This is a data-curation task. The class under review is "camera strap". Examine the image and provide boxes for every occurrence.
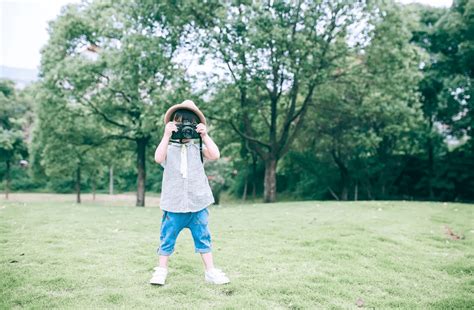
[199,137,203,163]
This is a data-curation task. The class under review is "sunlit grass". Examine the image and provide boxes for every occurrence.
[1,196,473,308]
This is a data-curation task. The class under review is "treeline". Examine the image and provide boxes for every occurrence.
[1,0,473,205]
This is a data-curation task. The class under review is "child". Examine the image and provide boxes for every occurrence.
[150,100,230,285]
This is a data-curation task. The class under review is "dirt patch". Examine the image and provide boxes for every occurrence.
[0,193,161,207]
[444,225,464,240]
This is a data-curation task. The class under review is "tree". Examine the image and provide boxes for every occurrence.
[408,0,473,199]
[195,0,370,202]
[0,80,29,199]
[40,0,191,206]
[32,84,114,203]
[432,0,474,143]
[281,1,424,200]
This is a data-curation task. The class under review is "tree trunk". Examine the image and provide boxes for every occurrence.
[214,189,221,205]
[340,175,349,201]
[5,159,10,200]
[328,186,340,200]
[264,159,277,203]
[354,181,358,201]
[109,165,114,195]
[76,166,81,204]
[136,138,147,207]
[427,137,434,200]
[252,154,257,199]
[92,177,96,201]
[331,150,349,201]
[242,171,248,201]
[366,179,373,200]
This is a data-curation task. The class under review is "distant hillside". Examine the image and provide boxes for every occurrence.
[0,65,38,88]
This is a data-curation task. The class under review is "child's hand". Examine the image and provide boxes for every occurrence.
[164,121,177,138]
[196,123,208,138]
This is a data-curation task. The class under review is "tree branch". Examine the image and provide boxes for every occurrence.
[79,96,128,129]
[97,73,133,103]
[103,134,136,141]
[207,115,270,149]
[258,106,272,129]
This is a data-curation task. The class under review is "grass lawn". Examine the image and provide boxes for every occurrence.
[1,195,473,309]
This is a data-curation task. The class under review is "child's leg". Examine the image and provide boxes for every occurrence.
[200,252,215,271]
[157,211,184,268]
[189,208,213,270]
[158,255,170,268]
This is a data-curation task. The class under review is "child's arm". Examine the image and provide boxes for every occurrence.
[196,123,220,160]
[154,122,177,164]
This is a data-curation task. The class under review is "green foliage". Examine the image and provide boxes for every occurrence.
[40,0,191,143]
[0,80,32,195]
[5,0,474,203]
[410,0,473,142]
[35,0,197,204]
[204,157,235,204]
[279,150,339,200]
[277,2,424,200]
[0,80,29,163]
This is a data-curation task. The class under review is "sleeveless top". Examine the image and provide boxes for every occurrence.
[159,140,215,212]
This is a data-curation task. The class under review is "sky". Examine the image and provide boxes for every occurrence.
[1,0,81,70]
[0,0,453,71]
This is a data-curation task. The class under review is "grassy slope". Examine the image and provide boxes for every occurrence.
[0,199,473,309]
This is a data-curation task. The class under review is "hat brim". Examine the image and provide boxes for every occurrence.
[164,102,206,125]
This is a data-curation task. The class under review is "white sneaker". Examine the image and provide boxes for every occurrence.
[150,267,168,285]
[205,268,230,284]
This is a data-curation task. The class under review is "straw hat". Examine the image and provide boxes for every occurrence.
[163,100,206,125]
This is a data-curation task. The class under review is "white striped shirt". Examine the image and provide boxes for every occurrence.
[159,140,215,212]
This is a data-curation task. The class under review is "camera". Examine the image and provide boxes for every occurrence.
[171,121,200,139]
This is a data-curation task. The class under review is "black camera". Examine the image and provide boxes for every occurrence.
[171,121,200,139]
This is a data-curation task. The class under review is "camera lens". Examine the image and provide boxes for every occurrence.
[182,126,194,139]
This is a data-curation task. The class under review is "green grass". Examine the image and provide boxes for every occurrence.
[1,197,473,309]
